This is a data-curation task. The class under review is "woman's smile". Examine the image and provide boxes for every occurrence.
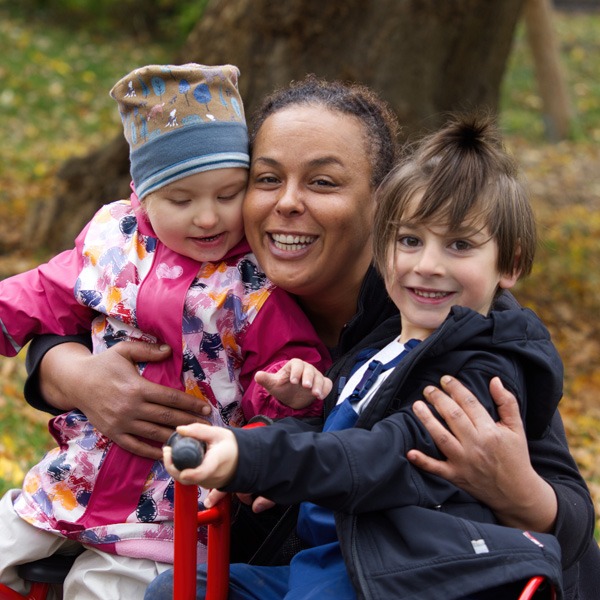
[270,233,317,253]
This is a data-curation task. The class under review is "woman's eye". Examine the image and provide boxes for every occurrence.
[312,178,336,188]
[253,174,280,185]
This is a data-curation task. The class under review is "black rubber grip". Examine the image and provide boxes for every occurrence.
[167,432,206,470]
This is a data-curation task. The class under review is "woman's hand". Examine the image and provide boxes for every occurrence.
[39,341,212,460]
[407,376,558,533]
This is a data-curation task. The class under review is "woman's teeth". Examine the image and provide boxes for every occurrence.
[272,233,315,251]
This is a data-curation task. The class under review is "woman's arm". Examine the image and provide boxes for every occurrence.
[407,376,594,568]
[25,334,93,414]
[25,335,213,460]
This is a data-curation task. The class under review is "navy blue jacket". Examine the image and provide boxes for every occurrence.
[225,294,568,599]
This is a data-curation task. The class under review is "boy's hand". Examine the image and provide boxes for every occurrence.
[205,488,229,509]
[254,359,333,409]
[163,423,239,490]
[231,492,276,513]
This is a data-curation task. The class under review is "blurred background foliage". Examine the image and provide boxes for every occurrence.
[0,0,209,40]
[0,1,599,537]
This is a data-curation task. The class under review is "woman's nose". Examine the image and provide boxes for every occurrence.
[275,183,305,216]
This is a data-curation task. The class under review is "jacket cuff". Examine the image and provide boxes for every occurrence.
[24,333,93,415]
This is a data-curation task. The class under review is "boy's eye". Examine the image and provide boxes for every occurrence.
[398,235,420,247]
[451,239,472,251]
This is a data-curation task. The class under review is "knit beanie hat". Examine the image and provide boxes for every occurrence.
[110,63,249,199]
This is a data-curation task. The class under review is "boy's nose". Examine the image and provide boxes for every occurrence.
[414,246,445,276]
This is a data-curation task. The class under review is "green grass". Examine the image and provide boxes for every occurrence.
[0,354,54,491]
[0,18,169,172]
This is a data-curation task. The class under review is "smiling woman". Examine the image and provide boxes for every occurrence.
[243,105,375,343]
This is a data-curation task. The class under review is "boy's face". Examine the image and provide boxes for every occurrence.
[384,203,518,342]
[145,168,247,263]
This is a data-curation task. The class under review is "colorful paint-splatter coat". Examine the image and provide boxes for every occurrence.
[0,192,329,562]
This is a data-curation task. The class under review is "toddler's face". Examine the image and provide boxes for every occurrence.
[145,168,247,263]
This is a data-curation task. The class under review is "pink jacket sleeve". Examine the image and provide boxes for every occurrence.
[0,224,96,356]
[239,286,331,421]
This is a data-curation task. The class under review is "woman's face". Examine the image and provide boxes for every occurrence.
[243,106,375,303]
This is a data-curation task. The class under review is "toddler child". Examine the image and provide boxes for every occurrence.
[0,63,329,598]
[150,113,564,600]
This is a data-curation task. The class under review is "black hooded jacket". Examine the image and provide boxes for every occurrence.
[225,293,568,598]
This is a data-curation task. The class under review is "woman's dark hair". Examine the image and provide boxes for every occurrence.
[249,74,400,188]
[373,112,536,279]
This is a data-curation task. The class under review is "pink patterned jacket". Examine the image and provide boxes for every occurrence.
[0,192,330,562]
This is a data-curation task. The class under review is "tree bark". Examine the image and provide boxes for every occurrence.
[33,0,525,252]
[524,0,573,140]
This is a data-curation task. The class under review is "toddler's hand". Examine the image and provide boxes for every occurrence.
[255,359,333,409]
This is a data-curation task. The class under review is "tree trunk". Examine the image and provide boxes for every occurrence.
[34,0,525,252]
[523,0,573,140]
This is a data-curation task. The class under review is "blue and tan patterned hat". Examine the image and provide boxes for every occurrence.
[110,63,249,199]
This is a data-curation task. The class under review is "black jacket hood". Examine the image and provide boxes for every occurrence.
[435,292,563,438]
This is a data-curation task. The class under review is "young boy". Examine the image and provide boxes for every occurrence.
[150,114,564,600]
[0,63,329,597]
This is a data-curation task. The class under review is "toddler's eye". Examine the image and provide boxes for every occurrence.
[218,187,245,201]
